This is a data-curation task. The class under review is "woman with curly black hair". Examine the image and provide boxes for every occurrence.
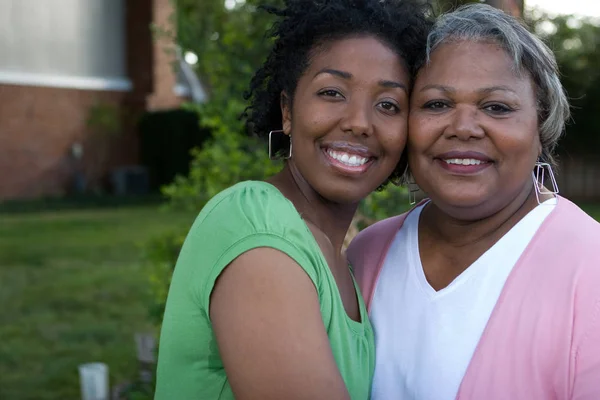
[155,1,430,398]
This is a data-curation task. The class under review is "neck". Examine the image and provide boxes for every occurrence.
[268,164,357,253]
[421,183,550,249]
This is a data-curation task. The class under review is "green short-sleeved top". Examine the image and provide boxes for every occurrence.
[155,181,375,399]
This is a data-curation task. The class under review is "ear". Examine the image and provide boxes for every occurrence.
[280,91,292,135]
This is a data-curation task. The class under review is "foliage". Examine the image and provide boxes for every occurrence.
[434,0,523,15]
[433,0,484,14]
[175,0,283,103]
[527,13,600,155]
[161,0,284,211]
[162,104,282,211]
[144,231,186,325]
[139,109,211,192]
[359,186,412,226]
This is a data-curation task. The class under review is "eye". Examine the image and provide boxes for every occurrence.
[377,101,400,114]
[483,103,513,114]
[423,100,450,110]
[318,89,344,98]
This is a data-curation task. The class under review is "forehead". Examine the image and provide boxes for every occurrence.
[306,36,408,76]
[416,40,531,90]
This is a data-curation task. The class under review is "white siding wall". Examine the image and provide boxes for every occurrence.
[0,0,130,90]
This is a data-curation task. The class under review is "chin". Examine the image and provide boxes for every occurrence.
[324,191,365,205]
[434,190,490,209]
[317,183,370,205]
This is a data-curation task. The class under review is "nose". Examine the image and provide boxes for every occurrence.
[339,97,373,137]
[445,105,484,140]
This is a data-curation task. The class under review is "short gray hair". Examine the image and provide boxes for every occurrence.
[420,3,570,168]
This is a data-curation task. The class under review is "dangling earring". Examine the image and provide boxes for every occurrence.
[390,175,402,187]
[268,130,292,160]
[531,159,559,204]
[407,177,419,206]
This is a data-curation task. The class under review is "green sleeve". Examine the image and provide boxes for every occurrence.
[172,181,323,316]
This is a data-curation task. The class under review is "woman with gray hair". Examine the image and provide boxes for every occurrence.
[348,4,600,399]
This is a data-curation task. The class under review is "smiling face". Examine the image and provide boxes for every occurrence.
[408,40,541,218]
[281,36,409,204]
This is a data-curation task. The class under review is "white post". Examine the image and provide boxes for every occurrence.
[78,362,109,400]
[135,332,156,383]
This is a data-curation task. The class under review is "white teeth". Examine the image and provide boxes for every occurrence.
[444,158,484,165]
[327,149,369,167]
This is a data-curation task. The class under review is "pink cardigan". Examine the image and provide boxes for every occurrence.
[347,196,600,399]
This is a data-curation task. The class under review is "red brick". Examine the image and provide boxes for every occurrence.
[0,0,183,199]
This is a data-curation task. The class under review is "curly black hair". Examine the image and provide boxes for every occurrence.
[243,0,433,186]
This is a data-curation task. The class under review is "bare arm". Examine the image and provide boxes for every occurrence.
[210,247,351,400]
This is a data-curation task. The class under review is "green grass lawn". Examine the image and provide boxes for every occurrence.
[0,204,196,400]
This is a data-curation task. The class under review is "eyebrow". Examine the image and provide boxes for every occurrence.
[315,68,352,80]
[419,84,517,95]
[419,84,454,93]
[314,68,407,92]
[379,80,407,92]
[477,85,518,95]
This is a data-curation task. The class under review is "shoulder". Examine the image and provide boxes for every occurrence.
[524,197,600,284]
[186,180,304,243]
[185,180,311,262]
[198,180,295,224]
[347,213,408,268]
[546,197,600,252]
[175,181,322,311]
[346,212,408,302]
[538,198,600,340]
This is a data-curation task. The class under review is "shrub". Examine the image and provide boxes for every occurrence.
[139,109,212,192]
[144,231,187,326]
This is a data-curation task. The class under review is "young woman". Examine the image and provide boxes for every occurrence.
[154,1,431,399]
[349,4,600,399]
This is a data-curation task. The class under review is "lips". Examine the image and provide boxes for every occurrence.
[436,151,493,163]
[434,151,493,174]
[326,149,370,167]
[321,142,376,175]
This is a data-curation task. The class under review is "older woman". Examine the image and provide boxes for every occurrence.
[348,4,600,400]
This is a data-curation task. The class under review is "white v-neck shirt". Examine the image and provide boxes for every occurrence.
[370,199,556,400]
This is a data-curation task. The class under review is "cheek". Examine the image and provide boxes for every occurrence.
[296,106,340,135]
[494,119,540,160]
[407,115,436,152]
[381,122,408,158]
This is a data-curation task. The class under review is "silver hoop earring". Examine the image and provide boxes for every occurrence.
[407,179,419,206]
[268,130,292,160]
[531,160,559,204]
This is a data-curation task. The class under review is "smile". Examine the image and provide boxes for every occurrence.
[443,158,487,166]
[326,149,370,167]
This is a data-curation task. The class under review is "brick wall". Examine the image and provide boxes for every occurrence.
[147,0,183,111]
[0,85,137,198]
[0,0,183,200]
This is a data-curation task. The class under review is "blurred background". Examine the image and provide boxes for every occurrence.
[0,0,598,399]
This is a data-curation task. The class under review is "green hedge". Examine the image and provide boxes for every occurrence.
[139,109,212,192]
